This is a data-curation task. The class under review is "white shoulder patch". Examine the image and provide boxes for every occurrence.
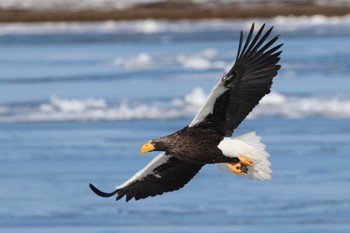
[189,80,227,127]
[116,152,170,189]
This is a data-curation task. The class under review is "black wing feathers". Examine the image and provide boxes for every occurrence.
[201,23,283,136]
[117,157,203,201]
[89,183,118,197]
[90,157,203,202]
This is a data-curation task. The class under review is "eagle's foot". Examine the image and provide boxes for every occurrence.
[227,157,253,176]
[238,156,253,167]
[227,162,246,175]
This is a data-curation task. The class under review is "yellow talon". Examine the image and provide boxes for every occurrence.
[227,163,245,175]
[227,156,253,176]
[238,156,253,166]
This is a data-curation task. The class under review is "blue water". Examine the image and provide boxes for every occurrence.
[0,18,350,232]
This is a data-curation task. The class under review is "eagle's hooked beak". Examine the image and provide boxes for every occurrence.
[140,142,155,154]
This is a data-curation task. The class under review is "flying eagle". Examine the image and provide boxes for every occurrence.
[90,23,283,202]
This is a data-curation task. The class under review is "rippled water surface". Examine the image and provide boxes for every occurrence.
[0,16,350,233]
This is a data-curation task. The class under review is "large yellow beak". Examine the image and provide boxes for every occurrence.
[140,142,155,154]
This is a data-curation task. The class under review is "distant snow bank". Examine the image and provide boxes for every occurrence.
[1,88,350,123]
[1,15,350,36]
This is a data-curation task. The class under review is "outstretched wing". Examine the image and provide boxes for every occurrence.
[89,153,203,202]
[190,23,283,136]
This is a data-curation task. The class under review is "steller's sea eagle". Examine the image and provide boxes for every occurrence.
[90,23,283,202]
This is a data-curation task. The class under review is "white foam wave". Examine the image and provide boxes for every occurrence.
[253,92,350,119]
[271,14,350,32]
[1,89,350,123]
[177,48,227,71]
[41,95,107,113]
[112,49,227,72]
[0,95,187,123]
[114,53,153,71]
[172,87,208,112]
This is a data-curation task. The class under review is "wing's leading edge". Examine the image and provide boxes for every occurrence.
[190,23,283,136]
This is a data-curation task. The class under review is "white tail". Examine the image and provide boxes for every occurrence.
[217,132,272,180]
